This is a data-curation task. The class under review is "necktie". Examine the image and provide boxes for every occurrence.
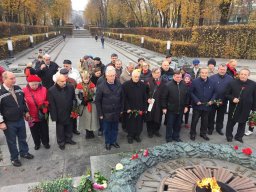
[9,88,19,106]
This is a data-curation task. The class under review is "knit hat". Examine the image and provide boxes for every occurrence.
[63,60,72,65]
[184,73,191,79]
[27,75,41,82]
[207,58,216,66]
[192,59,200,65]
[60,68,69,75]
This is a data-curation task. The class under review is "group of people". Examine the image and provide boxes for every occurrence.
[0,51,255,167]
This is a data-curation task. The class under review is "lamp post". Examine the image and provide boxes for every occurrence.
[166,40,171,55]
[7,37,14,58]
[120,33,123,41]
[141,37,144,48]
[29,34,34,48]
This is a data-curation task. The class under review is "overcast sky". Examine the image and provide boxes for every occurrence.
[72,0,88,11]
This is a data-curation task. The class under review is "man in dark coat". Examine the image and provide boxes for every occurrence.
[35,54,59,89]
[123,69,147,144]
[190,67,216,141]
[96,66,123,150]
[162,71,189,142]
[48,74,76,150]
[146,67,167,138]
[161,60,174,82]
[225,68,256,143]
[208,64,233,135]
[0,71,34,167]
[106,53,118,67]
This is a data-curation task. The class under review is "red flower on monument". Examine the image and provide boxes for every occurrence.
[143,149,149,157]
[242,148,253,156]
[63,190,68,192]
[234,145,239,150]
[131,153,139,160]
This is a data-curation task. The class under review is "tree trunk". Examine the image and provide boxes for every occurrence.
[177,3,182,28]
[219,0,232,25]
[199,0,205,26]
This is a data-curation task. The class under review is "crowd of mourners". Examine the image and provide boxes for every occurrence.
[0,50,255,167]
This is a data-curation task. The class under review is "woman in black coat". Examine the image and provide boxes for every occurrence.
[146,67,166,138]
[225,69,256,142]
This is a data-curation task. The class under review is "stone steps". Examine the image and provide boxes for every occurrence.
[73,29,91,38]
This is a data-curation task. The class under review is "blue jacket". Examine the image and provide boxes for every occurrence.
[209,74,233,103]
[190,77,216,111]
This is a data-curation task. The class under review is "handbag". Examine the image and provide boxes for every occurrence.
[29,90,46,121]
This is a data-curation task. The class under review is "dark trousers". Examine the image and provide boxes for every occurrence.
[166,112,182,142]
[4,119,29,161]
[121,113,128,130]
[146,121,160,135]
[190,109,209,136]
[184,107,191,124]
[226,118,246,139]
[126,115,143,139]
[56,121,72,146]
[72,118,78,132]
[99,118,103,132]
[103,120,118,144]
[208,104,227,132]
[30,120,49,147]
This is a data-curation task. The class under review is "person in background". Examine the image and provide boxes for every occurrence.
[136,58,145,70]
[165,54,172,65]
[120,62,135,84]
[161,60,174,82]
[226,59,238,78]
[106,53,118,67]
[189,59,201,79]
[23,75,50,150]
[101,35,105,49]
[93,57,105,74]
[95,34,98,42]
[115,59,123,79]
[24,62,36,79]
[146,67,166,138]
[48,74,76,150]
[91,67,102,86]
[0,65,6,84]
[76,71,98,139]
[123,70,147,144]
[96,66,123,150]
[183,73,192,129]
[0,71,34,167]
[207,58,217,77]
[35,54,59,89]
[140,62,152,84]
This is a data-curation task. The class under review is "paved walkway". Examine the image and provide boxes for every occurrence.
[1,34,256,191]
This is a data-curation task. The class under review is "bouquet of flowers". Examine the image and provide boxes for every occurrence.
[248,111,256,127]
[93,172,108,190]
[71,106,79,119]
[213,99,223,107]
[128,110,145,118]
[39,101,49,119]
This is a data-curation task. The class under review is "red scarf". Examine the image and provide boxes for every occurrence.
[227,64,237,77]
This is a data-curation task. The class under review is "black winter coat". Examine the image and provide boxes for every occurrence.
[95,80,123,122]
[226,79,256,123]
[146,77,167,123]
[48,84,75,124]
[35,61,59,89]
[162,80,189,114]
[123,80,147,112]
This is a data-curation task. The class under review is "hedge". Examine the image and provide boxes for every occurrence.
[91,25,256,59]
[108,32,198,57]
[0,32,57,59]
[0,22,73,38]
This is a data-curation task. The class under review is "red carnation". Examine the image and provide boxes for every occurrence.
[139,111,143,116]
[131,153,139,160]
[42,108,48,114]
[242,148,253,156]
[143,149,149,157]
[234,145,239,150]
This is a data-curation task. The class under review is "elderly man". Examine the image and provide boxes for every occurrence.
[48,74,76,150]
[225,69,256,143]
[190,67,216,141]
[96,66,123,150]
[35,54,59,89]
[0,71,34,167]
[123,69,147,144]
[161,60,174,82]
[120,61,135,84]
[208,64,233,135]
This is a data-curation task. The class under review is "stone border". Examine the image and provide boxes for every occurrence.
[107,142,256,192]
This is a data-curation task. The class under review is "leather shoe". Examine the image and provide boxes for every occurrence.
[208,130,213,135]
[216,130,224,135]
[235,137,243,143]
[134,136,141,143]
[66,140,76,145]
[200,134,210,141]
[105,144,111,150]
[44,144,50,149]
[21,153,34,159]
[173,138,183,142]
[227,137,233,142]
[190,135,196,141]
[73,130,80,135]
[11,159,22,167]
[128,138,133,144]
[34,145,40,150]
[111,143,120,148]
[59,145,65,150]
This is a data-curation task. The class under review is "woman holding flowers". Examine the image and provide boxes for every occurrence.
[76,71,98,139]
[23,75,50,150]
